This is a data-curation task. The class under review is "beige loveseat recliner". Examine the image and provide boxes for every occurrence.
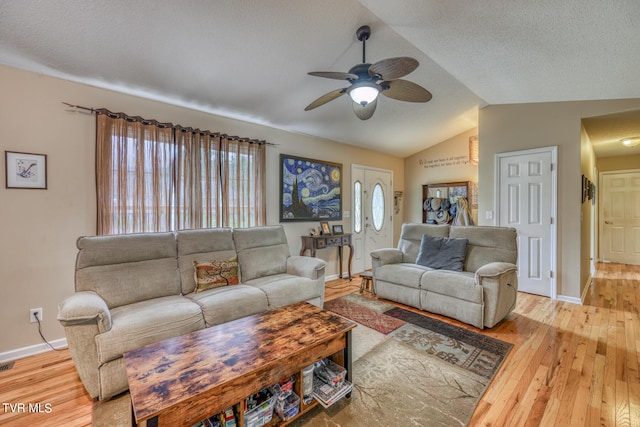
[57,225,326,400]
[371,223,518,329]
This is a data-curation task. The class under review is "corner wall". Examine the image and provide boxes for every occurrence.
[404,128,478,224]
[0,65,403,355]
[478,99,640,299]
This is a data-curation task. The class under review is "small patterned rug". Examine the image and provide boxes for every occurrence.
[323,294,512,380]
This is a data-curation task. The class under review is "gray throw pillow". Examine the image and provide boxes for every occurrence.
[416,235,469,271]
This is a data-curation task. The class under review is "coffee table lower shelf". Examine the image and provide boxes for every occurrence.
[125,302,356,427]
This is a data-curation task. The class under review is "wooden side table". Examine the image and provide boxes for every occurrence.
[359,271,374,294]
[300,233,353,280]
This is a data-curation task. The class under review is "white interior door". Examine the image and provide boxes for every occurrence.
[600,170,640,265]
[351,165,393,273]
[496,147,557,297]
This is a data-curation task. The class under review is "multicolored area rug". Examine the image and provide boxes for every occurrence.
[292,293,513,427]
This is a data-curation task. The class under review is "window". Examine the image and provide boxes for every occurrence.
[96,114,265,234]
[354,181,362,233]
[372,183,385,231]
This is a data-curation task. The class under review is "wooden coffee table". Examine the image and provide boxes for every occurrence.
[124,301,357,427]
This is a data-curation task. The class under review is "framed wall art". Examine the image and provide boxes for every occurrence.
[5,151,47,189]
[279,154,342,222]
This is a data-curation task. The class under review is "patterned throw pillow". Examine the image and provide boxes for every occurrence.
[193,257,240,293]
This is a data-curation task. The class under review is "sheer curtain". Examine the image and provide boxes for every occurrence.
[96,113,266,235]
[220,136,266,228]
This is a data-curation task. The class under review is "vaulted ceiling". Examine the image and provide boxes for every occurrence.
[1,1,639,157]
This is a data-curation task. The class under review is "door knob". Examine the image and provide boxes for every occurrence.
[604,221,613,224]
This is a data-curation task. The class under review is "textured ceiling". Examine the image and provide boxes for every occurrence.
[1,0,639,157]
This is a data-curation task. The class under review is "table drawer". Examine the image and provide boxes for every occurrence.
[327,237,342,245]
[316,238,326,248]
[341,236,351,245]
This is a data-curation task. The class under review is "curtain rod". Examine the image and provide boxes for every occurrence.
[62,102,276,146]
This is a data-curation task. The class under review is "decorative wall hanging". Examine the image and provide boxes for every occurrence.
[469,135,479,165]
[5,151,47,189]
[279,154,342,222]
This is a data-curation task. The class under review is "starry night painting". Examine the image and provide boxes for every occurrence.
[279,154,342,222]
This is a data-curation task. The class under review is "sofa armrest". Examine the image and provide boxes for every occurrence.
[57,291,112,399]
[286,255,328,280]
[370,248,403,267]
[57,291,112,333]
[474,262,518,328]
[475,262,518,280]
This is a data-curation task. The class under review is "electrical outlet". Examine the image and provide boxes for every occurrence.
[30,308,43,323]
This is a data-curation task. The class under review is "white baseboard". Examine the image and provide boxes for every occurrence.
[0,338,67,363]
[581,275,593,304]
[556,295,582,305]
[325,273,353,281]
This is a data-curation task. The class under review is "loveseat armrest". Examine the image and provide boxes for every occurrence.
[57,291,112,333]
[286,255,328,280]
[475,262,518,280]
[370,248,403,268]
[474,262,518,328]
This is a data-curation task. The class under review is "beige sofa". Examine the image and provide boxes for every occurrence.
[57,225,326,400]
[371,223,518,329]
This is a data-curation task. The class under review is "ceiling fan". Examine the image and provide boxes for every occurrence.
[305,25,432,120]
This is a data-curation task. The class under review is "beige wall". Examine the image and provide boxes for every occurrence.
[580,125,597,296]
[478,98,640,299]
[0,65,403,355]
[404,128,478,224]
[597,154,640,171]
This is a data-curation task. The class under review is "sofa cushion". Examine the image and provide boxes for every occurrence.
[75,233,181,308]
[376,263,431,289]
[95,295,204,364]
[449,226,517,272]
[415,235,468,271]
[421,270,483,304]
[193,257,239,292]
[186,284,269,327]
[176,228,238,294]
[397,223,450,263]
[245,274,322,308]
[234,226,290,282]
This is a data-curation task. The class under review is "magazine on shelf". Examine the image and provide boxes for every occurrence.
[312,379,352,408]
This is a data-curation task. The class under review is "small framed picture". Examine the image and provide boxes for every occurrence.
[320,221,331,235]
[332,224,343,234]
[5,151,47,189]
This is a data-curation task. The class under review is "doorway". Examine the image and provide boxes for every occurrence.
[599,170,640,265]
[351,164,393,273]
[496,146,558,298]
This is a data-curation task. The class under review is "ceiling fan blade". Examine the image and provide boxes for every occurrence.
[369,57,419,80]
[382,79,432,103]
[304,88,346,111]
[308,71,358,81]
[352,99,377,120]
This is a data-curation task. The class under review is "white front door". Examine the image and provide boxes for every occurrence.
[496,147,557,297]
[600,170,640,265]
[351,165,393,273]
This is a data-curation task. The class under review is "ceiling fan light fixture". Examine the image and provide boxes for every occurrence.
[621,137,640,147]
[348,82,379,106]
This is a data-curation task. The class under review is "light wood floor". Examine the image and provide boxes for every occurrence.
[0,262,638,426]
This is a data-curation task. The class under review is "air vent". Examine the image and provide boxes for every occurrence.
[0,361,15,372]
